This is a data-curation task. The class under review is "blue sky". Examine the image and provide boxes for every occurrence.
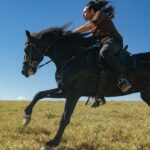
[0,0,150,101]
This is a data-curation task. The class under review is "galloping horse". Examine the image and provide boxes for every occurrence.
[22,25,150,149]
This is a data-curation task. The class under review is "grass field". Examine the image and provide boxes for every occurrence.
[0,101,150,150]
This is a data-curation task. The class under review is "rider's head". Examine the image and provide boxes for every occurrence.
[82,0,115,21]
[82,1,97,21]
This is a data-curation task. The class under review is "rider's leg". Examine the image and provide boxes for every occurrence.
[99,38,131,93]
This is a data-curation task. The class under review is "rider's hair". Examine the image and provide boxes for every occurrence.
[86,0,115,19]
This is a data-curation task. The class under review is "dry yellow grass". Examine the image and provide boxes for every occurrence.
[0,101,150,150]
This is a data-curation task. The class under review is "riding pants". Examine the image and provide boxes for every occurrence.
[99,38,124,79]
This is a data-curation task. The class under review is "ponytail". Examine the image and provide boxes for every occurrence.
[86,0,115,19]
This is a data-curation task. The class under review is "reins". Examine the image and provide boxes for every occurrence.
[38,47,91,71]
[38,60,52,68]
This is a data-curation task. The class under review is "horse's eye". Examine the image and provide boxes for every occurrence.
[24,44,32,53]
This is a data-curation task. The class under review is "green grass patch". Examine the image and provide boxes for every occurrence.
[0,101,150,150]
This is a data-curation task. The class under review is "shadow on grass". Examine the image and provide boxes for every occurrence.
[54,136,100,150]
[36,141,98,150]
[75,143,98,150]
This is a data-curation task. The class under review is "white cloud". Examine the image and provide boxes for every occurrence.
[17,96,26,101]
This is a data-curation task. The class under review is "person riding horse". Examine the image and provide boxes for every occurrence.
[73,0,132,93]
[22,6,150,148]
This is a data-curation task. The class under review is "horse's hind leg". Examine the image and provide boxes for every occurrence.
[23,88,65,126]
[140,87,150,106]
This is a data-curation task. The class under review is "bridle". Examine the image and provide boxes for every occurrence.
[24,41,53,69]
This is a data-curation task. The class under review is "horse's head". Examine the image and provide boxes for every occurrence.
[22,30,45,77]
[22,24,97,77]
[22,25,71,77]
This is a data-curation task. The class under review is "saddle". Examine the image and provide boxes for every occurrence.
[87,45,136,73]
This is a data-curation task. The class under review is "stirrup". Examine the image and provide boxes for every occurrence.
[117,78,132,93]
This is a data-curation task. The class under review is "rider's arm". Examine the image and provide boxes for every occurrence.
[91,11,105,25]
[73,22,93,33]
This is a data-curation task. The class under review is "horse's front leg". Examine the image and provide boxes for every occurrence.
[23,88,65,126]
[41,94,79,149]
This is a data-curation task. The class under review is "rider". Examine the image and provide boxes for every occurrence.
[73,0,131,93]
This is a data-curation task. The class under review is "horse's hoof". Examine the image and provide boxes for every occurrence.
[23,114,31,126]
[40,140,59,150]
[40,144,51,150]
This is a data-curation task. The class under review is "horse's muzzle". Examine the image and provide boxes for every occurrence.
[22,69,29,78]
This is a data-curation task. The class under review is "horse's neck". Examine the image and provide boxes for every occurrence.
[48,42,79,66]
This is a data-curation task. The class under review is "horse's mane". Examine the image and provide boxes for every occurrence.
[34,25,97,49]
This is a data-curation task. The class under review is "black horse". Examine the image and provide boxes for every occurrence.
[22,25,150,149]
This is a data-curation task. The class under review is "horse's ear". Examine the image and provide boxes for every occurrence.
[25,30,31,39]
